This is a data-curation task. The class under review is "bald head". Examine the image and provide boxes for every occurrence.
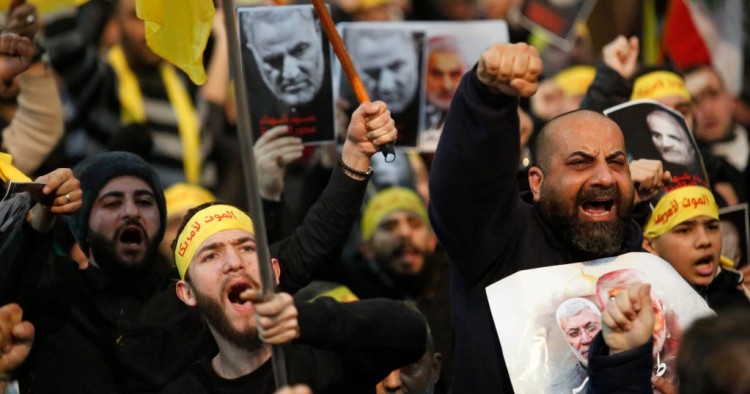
[533,110,625,172]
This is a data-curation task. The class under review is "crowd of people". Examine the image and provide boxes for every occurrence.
[1,0,750,393]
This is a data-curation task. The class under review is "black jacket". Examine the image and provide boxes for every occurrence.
[160,297,426,394]
[429,69,644,394]
[1,167,368,393]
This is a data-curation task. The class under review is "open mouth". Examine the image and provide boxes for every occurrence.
[694,255,716,276]
[580,199,614,217]
[118,226,144,245]
[227,282,253,306]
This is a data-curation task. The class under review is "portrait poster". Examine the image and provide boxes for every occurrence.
[237,5,335,145]
[338,24,427,148]
[519,0,597,50]
[405,21,509,152]
[604,100,708,195]
[719,203,750,269]
[486,252,714,394]
[337,21,508,151]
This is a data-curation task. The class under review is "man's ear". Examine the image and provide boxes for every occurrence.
[528,166,544,203]
[431,352,444,383]
[642,236,657,254]
[176,280,197,307]
[271,258,281,286]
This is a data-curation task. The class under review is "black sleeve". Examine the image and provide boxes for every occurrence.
[587,334,654,393]
[428,66,524,287]
[579,61,633,113]
[271,167,367,293]
[295,296,427,384]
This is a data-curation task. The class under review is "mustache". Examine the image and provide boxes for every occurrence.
[115,218,147,237]
[576,184,619,204]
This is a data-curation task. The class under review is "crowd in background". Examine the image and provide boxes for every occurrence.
[0,0,749,393]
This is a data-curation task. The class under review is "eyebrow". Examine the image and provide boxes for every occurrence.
[98,188,154,201]
[197,235,256,254]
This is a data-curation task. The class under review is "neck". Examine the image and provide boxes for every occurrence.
[212,338,272,379]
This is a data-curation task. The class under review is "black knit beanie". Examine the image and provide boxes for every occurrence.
[69,151,166,256]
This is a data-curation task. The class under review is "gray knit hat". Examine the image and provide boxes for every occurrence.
[69,151,166,255]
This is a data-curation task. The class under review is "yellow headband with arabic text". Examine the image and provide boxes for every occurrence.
[174,204,254,279]
[631,71,691,101]
[644,186,718,238]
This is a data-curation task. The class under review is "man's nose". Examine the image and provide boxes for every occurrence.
[282,56,301,80]
[590,161,615,187]
[379,69,397,93]
[222,248,243,273]
[121,198,140,218]
[382,370,402,391]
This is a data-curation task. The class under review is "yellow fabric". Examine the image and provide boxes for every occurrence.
[0,153,31,183]
[644,186,719,238]
[553,65,595,97]
[164,183,215,219]
[108,45,202,184]
[719,256,736,269]
[313,285,359,303]
[361,187,428,240]
[135,0,213,85]
[641,0,659,65]
[631,71,691,101]
[355,0,392,11]
[174,204,255,279]
[0,0,88,15]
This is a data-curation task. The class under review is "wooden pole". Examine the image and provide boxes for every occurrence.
[311,0,396,162]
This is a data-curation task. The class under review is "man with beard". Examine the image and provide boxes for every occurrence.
[341,187,452,393]
[429,43,667,393]
[162,202,427,393]
[2,98,398,393]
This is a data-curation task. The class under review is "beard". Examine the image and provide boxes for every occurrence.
[539,183,633,257]
[193,282,262,351]
[88,222,158,279]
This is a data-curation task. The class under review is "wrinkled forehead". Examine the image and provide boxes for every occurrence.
[547,112,626,156]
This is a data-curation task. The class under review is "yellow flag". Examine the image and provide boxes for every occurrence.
[136,0,214,85]
[0,0,89,15]
[0,153,31,183]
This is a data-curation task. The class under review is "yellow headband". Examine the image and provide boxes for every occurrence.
[361,187,428,240]
[644,186,719,238]
[554,65,595,97]
[631,71,691,101]
[164,183,216,220]
[174,204,255,279]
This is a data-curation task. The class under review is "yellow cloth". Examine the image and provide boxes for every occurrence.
[360,187,428,240]
[644,186,719,238]
[164,183,215,219]
[0,0,88,14]
[108,45,202,184]
[135,0,214,85]
[174,204,255,279]
[554,65,595,97]
[631,71,691,101]
[0,153,31,183]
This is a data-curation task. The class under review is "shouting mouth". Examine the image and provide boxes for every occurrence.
[225,280,256,313]
[580,198,615,221]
